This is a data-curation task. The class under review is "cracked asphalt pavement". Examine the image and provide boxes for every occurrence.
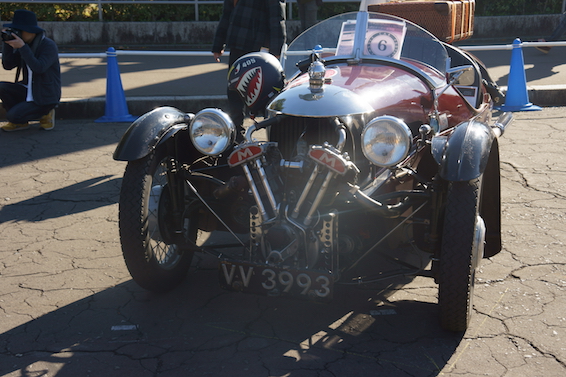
[1,108,566,376]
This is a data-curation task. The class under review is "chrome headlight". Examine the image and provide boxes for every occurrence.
[361,116,412,167]
[189,109,235,156]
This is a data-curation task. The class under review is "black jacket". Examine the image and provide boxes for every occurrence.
[212,0,286,55]
[2,34,61,106]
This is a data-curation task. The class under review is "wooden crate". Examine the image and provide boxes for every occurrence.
[368,1,475,43]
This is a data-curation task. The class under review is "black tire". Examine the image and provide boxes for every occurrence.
[438,178,484,332]
[118,148,195,292]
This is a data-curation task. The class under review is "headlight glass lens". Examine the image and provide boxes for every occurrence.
[189,109,235,156]
[362,116,412,167]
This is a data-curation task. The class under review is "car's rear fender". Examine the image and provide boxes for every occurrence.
[113,106,194,161]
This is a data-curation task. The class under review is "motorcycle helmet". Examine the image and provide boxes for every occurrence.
[228,52,285,114]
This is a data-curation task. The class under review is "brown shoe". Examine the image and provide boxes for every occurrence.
[536,39,551,54]
[1,122,29,132]
[39,109,55,130]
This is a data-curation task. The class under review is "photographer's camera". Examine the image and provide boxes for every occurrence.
[1,29,20,42]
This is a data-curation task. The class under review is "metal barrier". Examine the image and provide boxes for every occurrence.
[2,40,565,60]
[460,41,566,51]
[1,40,564,119]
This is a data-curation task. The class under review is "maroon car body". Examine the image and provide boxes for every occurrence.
[114,11,512,332]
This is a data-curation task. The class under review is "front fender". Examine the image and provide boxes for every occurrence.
[113,106,193,161]
[433,120,495,181]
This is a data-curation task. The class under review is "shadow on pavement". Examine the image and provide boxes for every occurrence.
[59,55,227,99]
[471,46,565,87]
[0,121,130,169]
[0,175,120,222]
[0,264,464,376]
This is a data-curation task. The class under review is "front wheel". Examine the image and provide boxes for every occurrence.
[118,147,196,292]
[438,178,484,332]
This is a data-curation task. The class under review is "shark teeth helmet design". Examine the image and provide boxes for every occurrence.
[228,52,285,114]
[237,66,262,107]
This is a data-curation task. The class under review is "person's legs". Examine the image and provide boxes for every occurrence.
[1,82,30,131]
[6,101,54,124]
[537,12,566,53]
[298,3,307,31]
[0,82,26,111]
[548,12,566,41]
[301,1,318,31]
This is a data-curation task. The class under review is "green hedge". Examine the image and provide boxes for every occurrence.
[476,0,563,15]
[0,0,563,22]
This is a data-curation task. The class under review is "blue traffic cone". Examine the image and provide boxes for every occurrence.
[496,38,541,112]
[95,47,137,122]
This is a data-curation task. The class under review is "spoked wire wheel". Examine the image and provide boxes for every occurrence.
[119,147,197,292]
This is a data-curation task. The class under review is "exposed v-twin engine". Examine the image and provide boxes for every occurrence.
[222,120,355,271]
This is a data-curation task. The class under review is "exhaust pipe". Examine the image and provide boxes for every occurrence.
[492,112,514,138]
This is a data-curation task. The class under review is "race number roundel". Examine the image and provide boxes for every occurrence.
[366,32,399,58]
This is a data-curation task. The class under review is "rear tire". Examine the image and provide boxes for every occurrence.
[438,178,483,332]
[118,148,195,292]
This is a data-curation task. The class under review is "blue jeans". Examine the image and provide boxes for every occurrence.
[0,81,55,123]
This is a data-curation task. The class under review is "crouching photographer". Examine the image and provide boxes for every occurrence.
[1,9,61,131]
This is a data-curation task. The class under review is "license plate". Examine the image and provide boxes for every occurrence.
[219,259,334,301]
